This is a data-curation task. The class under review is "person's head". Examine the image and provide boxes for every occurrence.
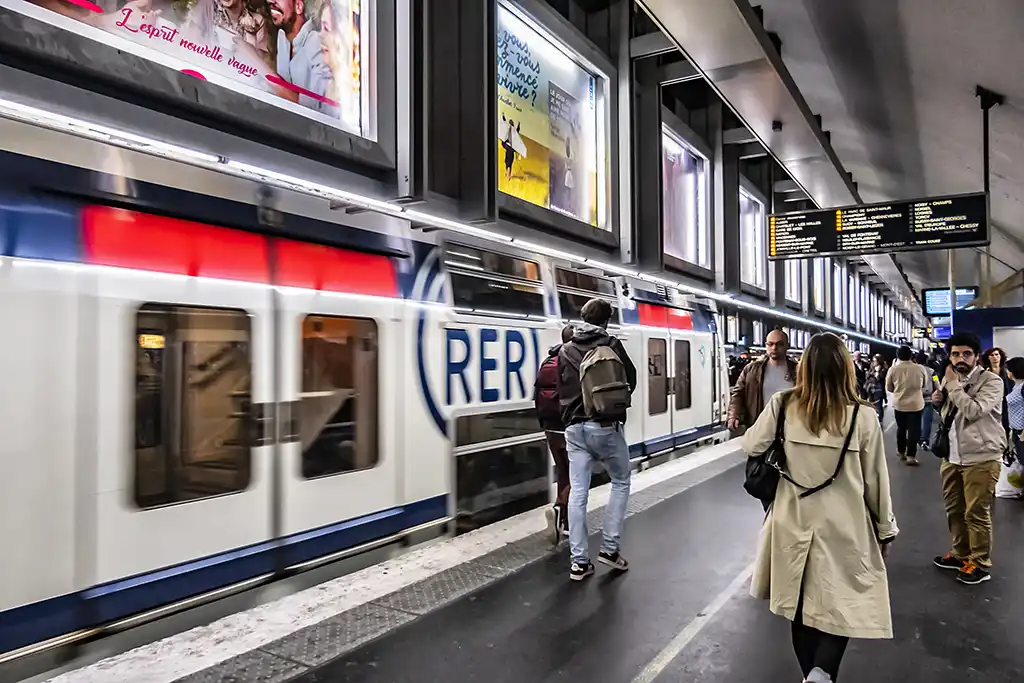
[790,333,866,435]
[560,325,575,344]
[765,328,789,362]
[872,354,884,368]
[220,0,241,10]
[897,346,913,362]
[317,0,352,71]
[1006,357,1024,382]
[945,332,982,375]
[983,347,1006,373]
[580,298,613,328]
[915,351,928,366]
[269,0,306,31]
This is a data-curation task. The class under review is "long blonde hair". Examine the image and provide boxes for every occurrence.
[788,333,870,436]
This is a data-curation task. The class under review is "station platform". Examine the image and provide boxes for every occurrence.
[43,428,1024,683]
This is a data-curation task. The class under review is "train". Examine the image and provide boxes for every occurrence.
[0,141,730,659]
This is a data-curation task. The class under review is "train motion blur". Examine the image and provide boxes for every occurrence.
[0,143,729,658]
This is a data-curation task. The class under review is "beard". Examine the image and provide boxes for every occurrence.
[955,362,971,373]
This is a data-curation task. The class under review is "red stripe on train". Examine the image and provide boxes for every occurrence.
[82,206,270,283]
[274,240,398,296]
[638,302,693,331]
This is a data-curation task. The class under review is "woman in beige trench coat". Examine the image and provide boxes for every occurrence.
[743,333,899,683]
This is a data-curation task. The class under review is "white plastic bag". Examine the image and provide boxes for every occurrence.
[996,459,1024,499]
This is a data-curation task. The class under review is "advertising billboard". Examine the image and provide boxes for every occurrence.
[8,0,371,136]
[496,3,601,228]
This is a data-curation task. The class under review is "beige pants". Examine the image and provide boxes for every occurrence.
[940,459,1000,567]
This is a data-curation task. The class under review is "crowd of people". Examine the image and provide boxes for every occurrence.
[534,312,1021,683]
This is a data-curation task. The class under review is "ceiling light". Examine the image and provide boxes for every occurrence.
[0,98,898,347]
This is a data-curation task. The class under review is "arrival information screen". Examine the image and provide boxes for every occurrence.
[768,192,988,259]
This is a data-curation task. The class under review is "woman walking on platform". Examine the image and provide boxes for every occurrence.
[743,333,899,683]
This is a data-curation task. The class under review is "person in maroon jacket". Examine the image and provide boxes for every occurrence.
[534,325,575,544]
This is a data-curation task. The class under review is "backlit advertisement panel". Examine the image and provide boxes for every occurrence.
[6,0,372,136]
[496,3,602,228]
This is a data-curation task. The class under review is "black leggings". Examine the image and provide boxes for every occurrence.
[792,592,849,681]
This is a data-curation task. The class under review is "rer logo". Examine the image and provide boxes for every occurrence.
[698,345,707,367]
[444,327,540,405]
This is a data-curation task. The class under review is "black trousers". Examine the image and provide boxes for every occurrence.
[792,593,850,681]
[894,409,923,459]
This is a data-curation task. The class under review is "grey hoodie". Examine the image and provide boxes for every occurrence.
[556,323,637,426]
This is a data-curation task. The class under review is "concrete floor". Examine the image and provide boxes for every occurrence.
[295,431,1024,683]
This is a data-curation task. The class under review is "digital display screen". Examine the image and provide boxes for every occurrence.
[922,287,979,316]
[769,192,988,260]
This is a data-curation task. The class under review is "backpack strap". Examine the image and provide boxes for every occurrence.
[798,403,861,499]
[774,394,788,441]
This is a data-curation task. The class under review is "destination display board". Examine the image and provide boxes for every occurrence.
[922,287,979,317]
[768,192,988,260]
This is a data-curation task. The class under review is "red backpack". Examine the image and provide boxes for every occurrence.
[534,354,562,427]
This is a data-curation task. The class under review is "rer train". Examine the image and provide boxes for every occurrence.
[0,168,729,659]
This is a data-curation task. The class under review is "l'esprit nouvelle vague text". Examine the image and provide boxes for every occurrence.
[115,8,259,78]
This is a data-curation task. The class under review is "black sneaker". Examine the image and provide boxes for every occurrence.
[905,456,920,467]
[933,553,965,571]
[545,506,559,546]
[957,562,991,585]
[569,561,594,581]
[598,551,629,571]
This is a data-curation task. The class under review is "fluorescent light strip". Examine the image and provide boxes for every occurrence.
[0,98,897,348]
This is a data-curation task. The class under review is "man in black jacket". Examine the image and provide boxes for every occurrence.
[557,298,637,581]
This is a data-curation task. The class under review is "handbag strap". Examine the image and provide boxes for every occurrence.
[798,403,861,499]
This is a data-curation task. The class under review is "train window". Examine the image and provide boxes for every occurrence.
[445,245,542,282]
[555,269,616,297]
[450,272,546,317]
[456,409,542,447]
[134,305,252,509]
[300,316,379,479]
[675,340,692,410]
[648,338,668,415]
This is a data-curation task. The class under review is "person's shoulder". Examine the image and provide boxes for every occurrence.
[855,401,882,437]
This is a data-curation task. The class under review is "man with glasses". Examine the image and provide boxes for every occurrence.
[728,328,798,432]
[931,332,1006,585]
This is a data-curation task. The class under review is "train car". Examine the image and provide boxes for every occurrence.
[0,145,728,659]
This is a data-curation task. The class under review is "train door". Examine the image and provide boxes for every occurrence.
[91,209,276,584]
[274,246,402,543]
[669,333,695,434]
[642,332,673,452]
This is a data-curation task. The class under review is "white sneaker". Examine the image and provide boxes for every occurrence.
[804,668,832,682]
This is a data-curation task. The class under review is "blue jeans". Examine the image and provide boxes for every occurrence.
[565,421,631,565]
[921,405,935,445]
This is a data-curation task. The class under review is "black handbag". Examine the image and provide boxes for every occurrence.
[931,405,958,460]
[744,400,861,503]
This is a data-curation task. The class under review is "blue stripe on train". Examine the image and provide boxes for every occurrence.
[628,422,726,458]
[0,495,448,655]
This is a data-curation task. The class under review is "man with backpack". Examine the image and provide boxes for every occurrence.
[534,325,576,543]
[557,298,637,580]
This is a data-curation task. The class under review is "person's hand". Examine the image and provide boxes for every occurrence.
[881,541,892,560]
[727,417,739,431]
[944,364,959,385]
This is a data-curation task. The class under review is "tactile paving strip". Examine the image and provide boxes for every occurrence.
[370,560,510,616]
[170,449,743,682]
[261,603,416,668]
[175,649,305,683]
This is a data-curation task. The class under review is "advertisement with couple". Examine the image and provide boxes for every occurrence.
[15,0,366,134]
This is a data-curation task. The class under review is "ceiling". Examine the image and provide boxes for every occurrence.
[755,0,1024,294]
